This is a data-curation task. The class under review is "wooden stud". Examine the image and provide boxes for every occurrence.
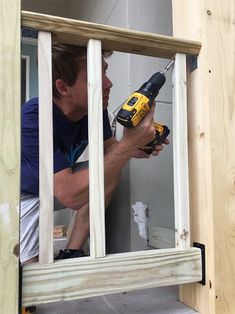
[38,31,54,264]
[172,53,190,249]
[87,39,106,258]
[0,0,21,313]
[21,10,201,59]
[22,248,201,306]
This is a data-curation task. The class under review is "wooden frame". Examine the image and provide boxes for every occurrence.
[0,7,210,312]
[1,2,234,312]
[19,11,203,307]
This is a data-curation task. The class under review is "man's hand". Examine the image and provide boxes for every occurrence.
[151,138,170,156]
[121,104,156,152]
[132,138,170,158]
[120,104,169,158]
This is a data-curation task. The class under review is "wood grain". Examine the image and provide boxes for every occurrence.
[173,1,235,313]
[22,248,202,306]
[0,0,20,313]
[87,39,106,258]
[172,53,190,249]
[38,31,54,264]
[148,226,175,249]
[21,10,201,59]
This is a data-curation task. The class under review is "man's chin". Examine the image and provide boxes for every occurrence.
[102,101,109,110]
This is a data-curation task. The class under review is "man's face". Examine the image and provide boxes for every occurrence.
[68,58,113,113]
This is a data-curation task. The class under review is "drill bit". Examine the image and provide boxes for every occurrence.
[161,58,175,74]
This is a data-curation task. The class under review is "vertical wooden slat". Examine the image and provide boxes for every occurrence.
[0,0,20,313]
[38,31,54,264]
[87,39,106,258]
[172,53,190,249]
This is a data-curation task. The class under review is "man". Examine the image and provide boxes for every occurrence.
[20,43,168,264]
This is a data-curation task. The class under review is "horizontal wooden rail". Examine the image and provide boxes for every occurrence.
[22,11,201,58]
[22,248,201,306]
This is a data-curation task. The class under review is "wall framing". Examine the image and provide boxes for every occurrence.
[20,9,203,309]
[20,22,202,304]
[4,4,230,313]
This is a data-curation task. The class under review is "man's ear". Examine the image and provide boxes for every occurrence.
[55,79,70,97]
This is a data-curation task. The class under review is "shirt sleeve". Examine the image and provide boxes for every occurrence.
[21,102,40,195]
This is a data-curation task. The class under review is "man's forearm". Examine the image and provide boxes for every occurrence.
[54,140,133,210]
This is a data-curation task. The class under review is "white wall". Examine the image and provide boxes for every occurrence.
[128,0,174,250]
[22,0,69,17]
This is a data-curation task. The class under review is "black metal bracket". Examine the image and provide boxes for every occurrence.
[193,242,206,285]
[22,27,38,39]
[187,55,198,72]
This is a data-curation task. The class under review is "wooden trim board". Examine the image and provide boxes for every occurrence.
[87,39,106,258]
[172,53,190,249]
[38,31,54,264]
[0,0,21,313]
[21,10,201,59]
[22,248,202,306]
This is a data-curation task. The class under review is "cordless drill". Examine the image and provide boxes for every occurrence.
[116,59,174,153]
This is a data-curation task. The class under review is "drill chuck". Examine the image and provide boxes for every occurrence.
[138,72,166,101]
[116,71,166,128]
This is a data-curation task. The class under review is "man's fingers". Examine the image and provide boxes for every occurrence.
[133,149,150,159]
[142,105,155,123]
[155,144,163,151]
[151,150,160,156]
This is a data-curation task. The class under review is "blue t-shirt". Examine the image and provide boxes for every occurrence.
[21,97,112,195]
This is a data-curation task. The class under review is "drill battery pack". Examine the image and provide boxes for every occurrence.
[141,123,170,154]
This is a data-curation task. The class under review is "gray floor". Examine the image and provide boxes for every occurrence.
[36,286,197,314]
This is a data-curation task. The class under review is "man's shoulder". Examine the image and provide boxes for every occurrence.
[22,97,39,114]
[22,97,39,127]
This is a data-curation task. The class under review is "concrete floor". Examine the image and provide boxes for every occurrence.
[36,286,197,314]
